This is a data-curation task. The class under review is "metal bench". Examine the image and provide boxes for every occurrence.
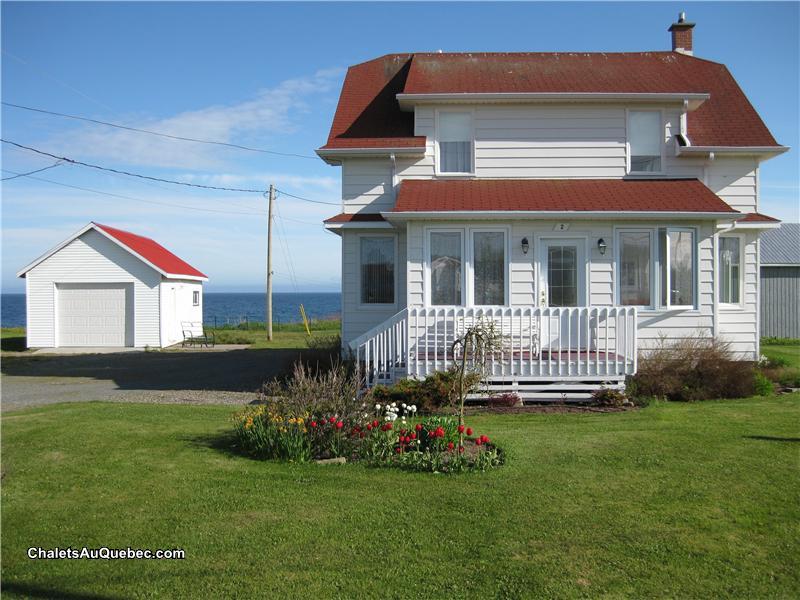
[181,321,215,348]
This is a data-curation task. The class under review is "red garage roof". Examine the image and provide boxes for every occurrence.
[391,179,739,215]
[321,52,781,151]
[94,223,207,279]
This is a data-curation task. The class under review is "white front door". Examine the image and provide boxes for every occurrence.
[539,239,587,349]
[57,283,129,347]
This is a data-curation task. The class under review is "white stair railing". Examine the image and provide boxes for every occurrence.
[349,309,408,386]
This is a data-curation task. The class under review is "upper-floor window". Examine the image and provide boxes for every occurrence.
[437,112,473,174]
[360,236,395,305]
[628,110,662,173]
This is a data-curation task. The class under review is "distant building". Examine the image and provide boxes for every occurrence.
[760,223,800,339]
[17,222,207,348]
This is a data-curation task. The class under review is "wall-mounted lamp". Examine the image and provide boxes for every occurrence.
[521,237,530,255]
[597,238,607,255]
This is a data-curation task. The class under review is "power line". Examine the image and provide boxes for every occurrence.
[2,50,117,114]
[2,101,318,160]
[2,139,267,193]
[0,168,264,216]
[275,188,339,206]
[1,161,62,181]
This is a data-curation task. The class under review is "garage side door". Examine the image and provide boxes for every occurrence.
[57,283,128,347]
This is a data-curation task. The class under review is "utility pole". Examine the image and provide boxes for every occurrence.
[266,184,275,341]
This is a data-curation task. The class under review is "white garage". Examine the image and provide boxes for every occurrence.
[18,222,208,349]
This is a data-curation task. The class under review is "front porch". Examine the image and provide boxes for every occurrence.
[350,306,638,400]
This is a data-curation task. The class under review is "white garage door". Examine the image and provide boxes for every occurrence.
[57,283,129,347]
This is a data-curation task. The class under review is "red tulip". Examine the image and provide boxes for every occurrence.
[415,424,423,432]
[400,429,406,435]
[329,416,336,424]
[457,425,465,434]
[447,442,455,451]
[466,427,473,436]
[475,438,482,446]
[366,423,373,431]
[336,421,343,430]
[410,432,417,440]
[373,420,379,428]
[480,435,489,444]
[359,432,365,438]
[458,446,465,453]
[310,421,318,428]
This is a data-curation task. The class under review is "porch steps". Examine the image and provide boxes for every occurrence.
[470,379,625,403]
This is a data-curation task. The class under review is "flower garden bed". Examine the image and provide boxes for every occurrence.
[233,401,504,474]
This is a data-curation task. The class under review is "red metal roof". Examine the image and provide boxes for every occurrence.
[737,212,780,223]
[392,179,739,214]
[321,52,779,151]
[94,223,207,278]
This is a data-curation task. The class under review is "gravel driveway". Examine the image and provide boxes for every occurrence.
[1,347,301,412]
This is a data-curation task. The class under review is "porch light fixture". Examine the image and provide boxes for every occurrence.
[521,237,530,254]
[598,238,607,255]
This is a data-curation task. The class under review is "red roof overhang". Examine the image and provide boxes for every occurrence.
[389,178,739,217]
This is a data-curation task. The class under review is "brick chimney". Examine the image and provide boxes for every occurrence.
[669,12,695,55]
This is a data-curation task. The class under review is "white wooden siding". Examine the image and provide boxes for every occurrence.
[160,279,203,347]
[705,157,758,213]
[341,229,407,347]
[25,229,161,347]
[718,232,759,358]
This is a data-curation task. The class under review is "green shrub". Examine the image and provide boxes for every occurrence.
[591,387,627,407]
[371,369,480,413]
[628,336,755,402]
[754,371,775,396]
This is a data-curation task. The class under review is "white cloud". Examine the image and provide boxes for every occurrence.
[42,67,344,170]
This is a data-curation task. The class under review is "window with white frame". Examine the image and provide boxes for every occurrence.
[193,290,200,306]
[360,236,395,304]
[429,231,463,305]
[472,231,506,305]
[628,111,662,173]
[664,228,695,307]
[437,112,473,174]
[619,231,652,306]
[719,236,741,305]
[616,227,696,309]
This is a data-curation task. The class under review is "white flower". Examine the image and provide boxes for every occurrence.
[402,403,407,409]
[375,404,381,410]
[391,402,397,408]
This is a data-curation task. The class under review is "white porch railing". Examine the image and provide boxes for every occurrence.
[350,306,638,387]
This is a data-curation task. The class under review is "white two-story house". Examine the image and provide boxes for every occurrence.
[317,14,787,397]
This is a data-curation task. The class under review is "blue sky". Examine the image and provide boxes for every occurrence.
[2,1,798,293]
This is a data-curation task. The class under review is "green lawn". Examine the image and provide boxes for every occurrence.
[1,327,27,352]
[2,396,798,598]
[762,342,800,367]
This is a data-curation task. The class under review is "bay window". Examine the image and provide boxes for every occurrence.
[430,231,463,305]
[719,236,741,305]
[437,112,473,174]
[360,236,394,304]
[628,110,662,173]
[616,227,696,309]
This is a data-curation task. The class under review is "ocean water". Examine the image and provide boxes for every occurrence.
[0,292,341,328]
